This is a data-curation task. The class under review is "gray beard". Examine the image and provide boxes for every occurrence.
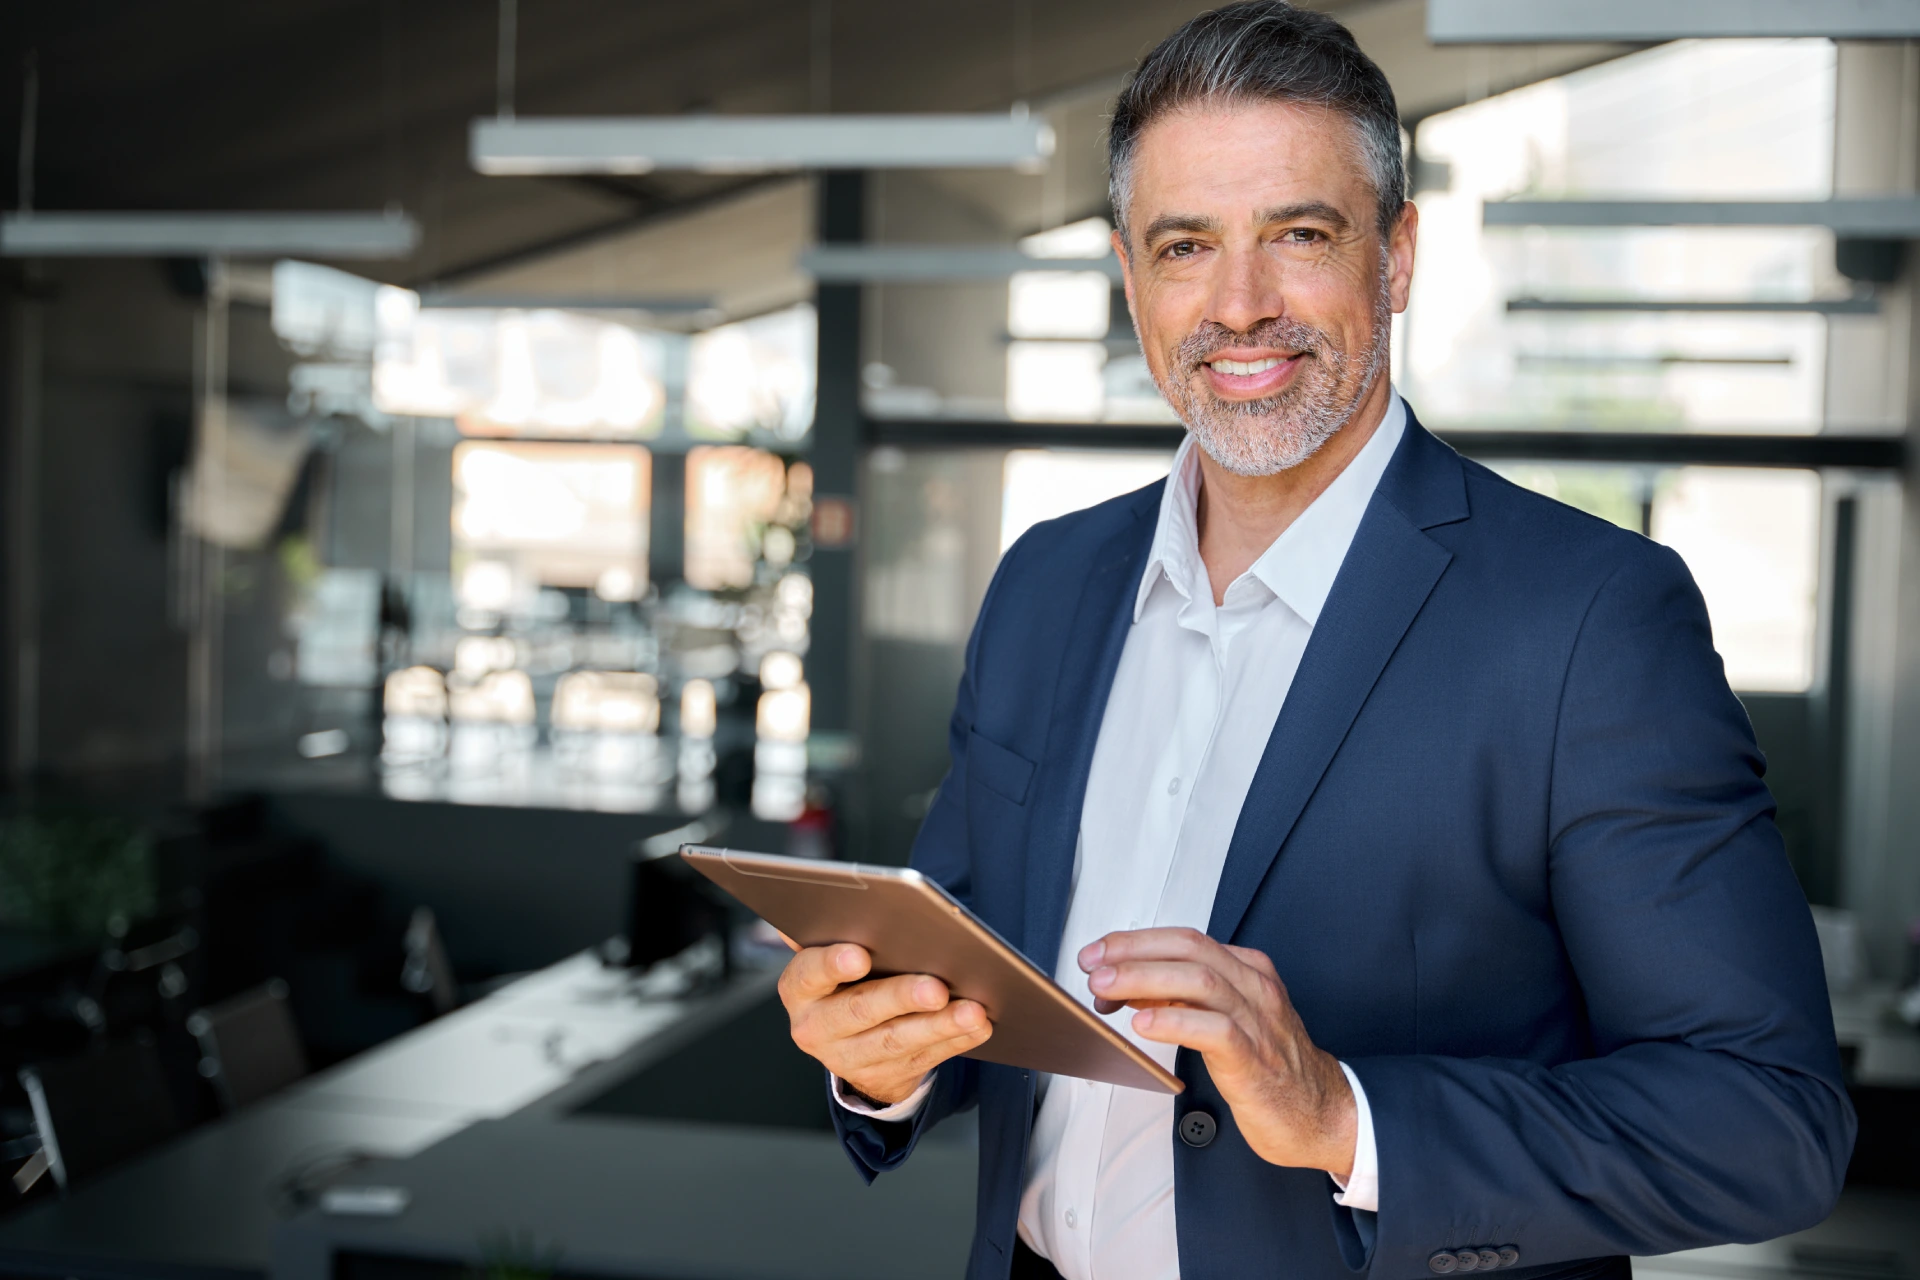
[1158,276,1393,478]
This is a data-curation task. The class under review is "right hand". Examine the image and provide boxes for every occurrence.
[778,942,993,1106]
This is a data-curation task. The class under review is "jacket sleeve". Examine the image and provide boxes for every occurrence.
[1339,539,1855,1275]
[832,535,1029,1181]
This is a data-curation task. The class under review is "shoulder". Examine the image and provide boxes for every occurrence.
[962,478,1161,650]
[1443,451,1693,603]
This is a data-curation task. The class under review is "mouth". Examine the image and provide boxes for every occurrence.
[1199,350,1305,399]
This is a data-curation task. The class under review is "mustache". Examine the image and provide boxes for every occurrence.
[1174,318,1334,372]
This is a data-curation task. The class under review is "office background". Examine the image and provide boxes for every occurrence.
[0,2,1916,1278]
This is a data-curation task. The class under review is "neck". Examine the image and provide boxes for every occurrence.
[1194,375,1393,605]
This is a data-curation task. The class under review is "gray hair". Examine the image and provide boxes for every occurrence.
[1108,1,1406,247]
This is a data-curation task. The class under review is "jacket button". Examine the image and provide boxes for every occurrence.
[1498,1247,1521,1269]
[1454,1250,1483,1271]
[1478,1250,1502,1270]
[1177,1110,1216,1147]
[1428,1252,1459,1274]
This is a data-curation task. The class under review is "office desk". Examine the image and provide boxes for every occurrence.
[0,948,728,1280]
[274,1115,976,1280]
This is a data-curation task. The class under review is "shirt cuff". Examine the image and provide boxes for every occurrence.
[1330,1061,1379,1212]
[831,1071,934,1122]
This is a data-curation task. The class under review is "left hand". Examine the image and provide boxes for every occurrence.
[1081,927,1357,1177]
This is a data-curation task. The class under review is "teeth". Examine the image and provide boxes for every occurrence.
[1210,356,1286,375]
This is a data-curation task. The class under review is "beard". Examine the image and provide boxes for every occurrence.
[1156,269,1393,477]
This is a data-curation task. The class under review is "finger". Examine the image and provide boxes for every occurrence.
[1225,943,1280,980]
[810,972,952,1041]
[1086,958,1249,1017]
[897,1019,994,1077]
[777,943,871,1006]
[1130,1004,1245,1057]
[1094,995,1181,1015]
[1078,926,1222,972]
[838,999,991,1074]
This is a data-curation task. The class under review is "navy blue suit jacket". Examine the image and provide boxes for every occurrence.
[832,415,1854,1280]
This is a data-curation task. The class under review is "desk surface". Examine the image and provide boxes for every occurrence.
[5,948,1916,1280]
[275,1115,977,1280]
[0,949,730,1280]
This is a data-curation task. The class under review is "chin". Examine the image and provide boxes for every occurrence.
[1187,414,1336,477]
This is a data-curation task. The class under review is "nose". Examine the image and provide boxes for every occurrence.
[1205,241,1287,337]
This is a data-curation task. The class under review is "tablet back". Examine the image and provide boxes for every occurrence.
[680,847,1181,1095]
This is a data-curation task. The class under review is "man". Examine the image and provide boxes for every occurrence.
[778,5,1855,1279]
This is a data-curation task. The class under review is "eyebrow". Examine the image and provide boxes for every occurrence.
[1138,200,1353,249]
[1140,212,1223,245]
[1258,200,1351,231]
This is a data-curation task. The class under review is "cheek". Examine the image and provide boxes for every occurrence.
[1287,268,1380,347]
[1135,281,1205,363]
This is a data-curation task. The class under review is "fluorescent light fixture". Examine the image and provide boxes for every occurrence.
[417,291,717,313]
[1506,296,1880,316]
[0,211,419,259]
[1429,0,1920,41]
[1483,197,1920,236]
[471,113,1055,175]
[799,244,1121,283]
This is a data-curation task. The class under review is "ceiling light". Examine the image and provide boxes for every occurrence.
[0,211,420,259]
[471,113,1054,175]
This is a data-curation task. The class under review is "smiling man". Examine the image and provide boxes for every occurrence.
[777,5,1854,1280]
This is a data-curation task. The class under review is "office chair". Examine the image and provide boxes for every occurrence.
[88,895,204,1039]
[16,1034,181,1193]
[400,907,459,1015]
[186,979,308,1112]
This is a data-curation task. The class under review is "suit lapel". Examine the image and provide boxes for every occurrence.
[1021,506,1156,961]
[1206,421,1469,943]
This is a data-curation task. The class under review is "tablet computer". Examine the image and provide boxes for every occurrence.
[680,846,1182,1095]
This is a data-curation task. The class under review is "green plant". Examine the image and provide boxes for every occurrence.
[473,1229,563,1280]
[0,813,156,939]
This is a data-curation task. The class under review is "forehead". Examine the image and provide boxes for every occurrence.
[1125,98,1372,220]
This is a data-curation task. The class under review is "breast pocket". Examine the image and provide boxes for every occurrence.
[968,728,1036,806]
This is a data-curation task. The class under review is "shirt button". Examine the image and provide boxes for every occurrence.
[1167,776,1181,796]
[1065,1208,1078,1229]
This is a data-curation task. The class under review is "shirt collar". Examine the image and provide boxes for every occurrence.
[1135,389,1407,626]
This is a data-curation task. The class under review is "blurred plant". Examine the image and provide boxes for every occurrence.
[473,1229,563,1280]
[278,533,323,593]
[0,813,156,939]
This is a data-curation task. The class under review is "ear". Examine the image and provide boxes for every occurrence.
[1387,201,1419,314]
[1112,227,1141,329]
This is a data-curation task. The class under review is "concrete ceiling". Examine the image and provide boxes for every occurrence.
[0,0,1635,301]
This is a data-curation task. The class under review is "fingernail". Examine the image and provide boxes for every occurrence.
[1088,965,1114,992]
[915,979,943,1008]
[1078,940,1105,970]
[1135,1008,1155,1032]
[836,948,860,976]
[956,1003,982,1029]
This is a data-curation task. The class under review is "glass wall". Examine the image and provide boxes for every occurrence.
[1406,39,1841,434]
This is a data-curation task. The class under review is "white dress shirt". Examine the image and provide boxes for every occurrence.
[839,393,1405,1278]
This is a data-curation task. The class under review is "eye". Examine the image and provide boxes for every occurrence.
[1160,239,1200,259]
[1282,227,1324,244]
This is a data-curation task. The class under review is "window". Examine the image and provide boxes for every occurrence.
[451,441,651,609]
[1406,39,1839,433]
[1001,450,1174,553]
[1006,218,1118,422]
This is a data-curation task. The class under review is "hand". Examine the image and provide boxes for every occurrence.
[778,942,993,1106]
[1080,927,1356,1177]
